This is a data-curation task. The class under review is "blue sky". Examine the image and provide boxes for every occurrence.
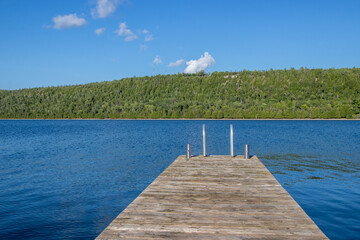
[0,0,359,90]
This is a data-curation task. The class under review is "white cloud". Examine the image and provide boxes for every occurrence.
[139,44,148,51]
[115,22,137,41]
[184,52,215,74]
[153,56,162,64]
[137,29,154,42]
[137,29,149,35]
[144,34,154,42]
[92,0,120,18]
[168,59,185,67]
[52,14,87,30]
[95,27,105,35]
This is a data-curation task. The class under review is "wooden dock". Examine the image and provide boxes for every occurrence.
[96,155,328,239]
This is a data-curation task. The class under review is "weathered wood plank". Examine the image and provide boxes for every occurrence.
[96,155,328,239]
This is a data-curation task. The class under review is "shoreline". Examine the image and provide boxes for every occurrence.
[0,118,359,121]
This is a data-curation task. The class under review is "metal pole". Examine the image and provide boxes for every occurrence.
[203,124,206,157]
[230,124,234,157]
[245,144,249,159]
[186,144,191,159]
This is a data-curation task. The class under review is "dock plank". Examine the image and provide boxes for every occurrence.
[96,155,327,239]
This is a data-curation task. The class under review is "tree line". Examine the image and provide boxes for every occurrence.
[0,68,359,119]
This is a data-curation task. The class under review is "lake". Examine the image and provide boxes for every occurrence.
[0,120,359,239]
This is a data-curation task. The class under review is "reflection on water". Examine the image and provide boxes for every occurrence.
[0,120,359,239]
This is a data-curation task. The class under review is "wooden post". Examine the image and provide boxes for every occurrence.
[245,144,249,159]
[186,144,191,159]
[203,124,206,157]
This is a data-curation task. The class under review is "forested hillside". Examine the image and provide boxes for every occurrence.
[1,68,360,119]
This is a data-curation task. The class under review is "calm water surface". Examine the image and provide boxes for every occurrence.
[0,120,359,239]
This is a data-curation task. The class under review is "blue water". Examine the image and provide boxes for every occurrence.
[0,120,359,239]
